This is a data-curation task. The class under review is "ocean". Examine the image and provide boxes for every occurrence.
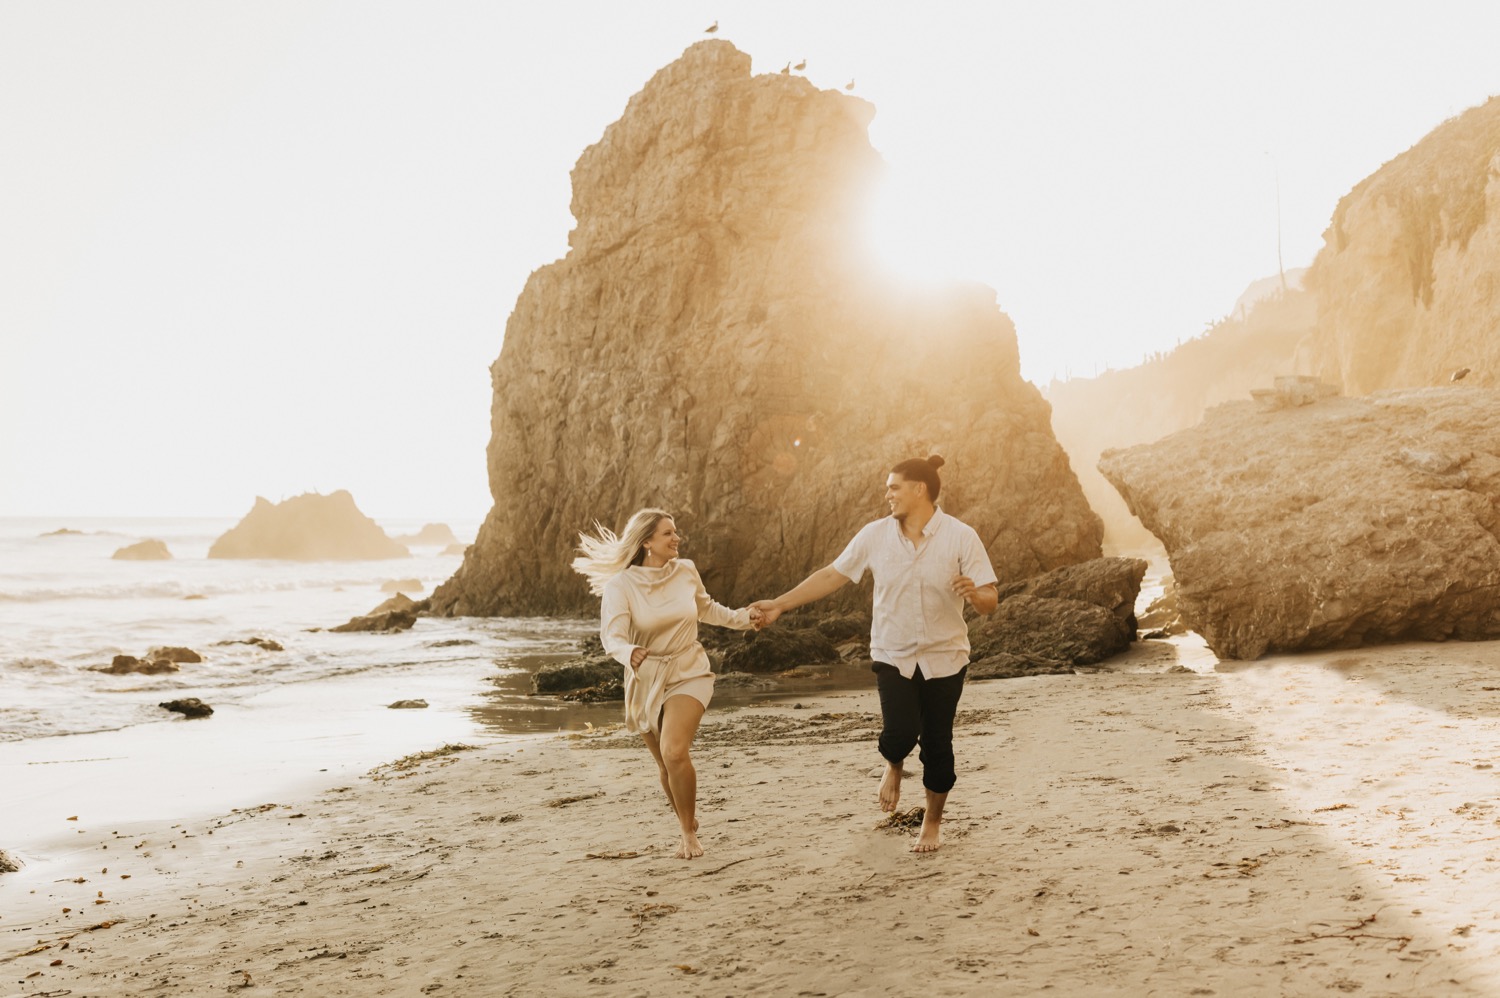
[0,516,601,743]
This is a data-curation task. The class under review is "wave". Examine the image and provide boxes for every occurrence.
[0,575,429,604]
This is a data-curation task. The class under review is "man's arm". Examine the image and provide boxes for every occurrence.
[750,565,850,626]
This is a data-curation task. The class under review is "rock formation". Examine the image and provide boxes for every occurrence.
[209,491,408,561]
[1099,386,1500,659]
[431,41,1100,617]
[966,557,1147,678]
[1304,96,1500,393]
[331,593,423,633]
[112,539,172,560]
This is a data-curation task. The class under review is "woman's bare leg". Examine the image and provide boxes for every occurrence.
[641,729,697,832]
[658,694,706,858]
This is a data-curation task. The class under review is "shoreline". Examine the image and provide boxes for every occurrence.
[6,638,1500,994]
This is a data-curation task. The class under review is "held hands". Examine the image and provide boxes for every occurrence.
[748,600,782,630]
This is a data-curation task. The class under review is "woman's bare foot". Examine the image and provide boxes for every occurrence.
[675,831,704,859]
[878,762,902,812]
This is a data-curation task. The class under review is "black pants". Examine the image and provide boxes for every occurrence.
[872,662,966,795]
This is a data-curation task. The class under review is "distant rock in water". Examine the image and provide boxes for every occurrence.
[380,578,424,594]
[1100,386,1500,659]
[0,848,18,874]
[147,646,203,663]
[111,538,173,560]
[41,527,84,537]
[431,40,1100,617]
[92,654,179,675]
[331,593,425,633]
[209,491,408,561]
[395,523,460,546]
[160,698,213,718]
[387,699,428,709]
[1305,96,1500,393]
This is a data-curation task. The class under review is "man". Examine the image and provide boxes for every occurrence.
[752,454,998,852]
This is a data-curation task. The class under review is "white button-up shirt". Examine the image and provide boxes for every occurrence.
[832,508,998,679]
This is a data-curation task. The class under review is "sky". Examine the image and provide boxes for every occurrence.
[3,1,1499,519]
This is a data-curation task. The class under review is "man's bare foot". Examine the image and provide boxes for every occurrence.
[911,818,942,853]
[675,832,704,859]
[878,762,902,812]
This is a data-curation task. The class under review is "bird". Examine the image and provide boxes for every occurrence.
[793,59,806,71]
[844,79,855,91]
[704,20,718,33]
[1451,367,1471,382]
[779,62,790,75]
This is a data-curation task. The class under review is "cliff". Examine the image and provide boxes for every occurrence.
[1305,95,1500,393]
[1047,285,1316,551]
[430,41,1101,616]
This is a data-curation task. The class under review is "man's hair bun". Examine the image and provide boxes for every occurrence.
[927,454,946,470]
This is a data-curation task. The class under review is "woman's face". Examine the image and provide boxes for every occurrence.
[642,517,682,562]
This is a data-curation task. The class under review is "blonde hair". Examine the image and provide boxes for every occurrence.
[570,508,673,596]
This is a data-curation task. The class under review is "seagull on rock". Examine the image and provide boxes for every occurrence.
[845,79,855,90]
[1451,367,1471,382]
[794,59,806,71]
[780,62,790,74]
[705,21,718,33]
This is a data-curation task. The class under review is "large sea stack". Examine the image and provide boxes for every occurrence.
[1305,96,1500,393]
[209,491,408,561]
[431,42,1101,616]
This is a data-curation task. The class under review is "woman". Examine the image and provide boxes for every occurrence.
[571,508,759,859]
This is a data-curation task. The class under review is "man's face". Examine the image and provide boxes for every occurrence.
[885,474,926,521]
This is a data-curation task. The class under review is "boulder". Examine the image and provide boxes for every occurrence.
[331,593,426,633]
[147,646,203,664]
[160,698,213,718]
[92,654,178,675]
[112,539,172,560]
[560,679,625,702]
[429,40,1100,618]
[1099,386,1500,659]
[380,578,424,593]
[969,595,1132,666]
[718,627,841,674]
[969,653,1076,681]
[533,656,620,694]
[387,699,429,709]
[994,557,1147,639]
[0,848,18,874]
[1137,584,1188,637]
[208,491,409,561]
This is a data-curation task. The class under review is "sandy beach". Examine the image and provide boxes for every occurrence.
[6,637,1500,997]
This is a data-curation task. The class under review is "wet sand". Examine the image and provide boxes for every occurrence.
[5,638,1500,996]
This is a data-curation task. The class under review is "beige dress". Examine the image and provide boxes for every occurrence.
[600,559,752,735]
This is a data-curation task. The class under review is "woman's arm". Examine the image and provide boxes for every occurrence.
[688,562,754,630]
[749,565,851,627]
[600,583,645,669]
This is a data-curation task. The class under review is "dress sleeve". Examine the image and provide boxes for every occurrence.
[600,579,639,668]
[686,561,753,630]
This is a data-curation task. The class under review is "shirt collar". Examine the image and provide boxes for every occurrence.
[887,506,947,537]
